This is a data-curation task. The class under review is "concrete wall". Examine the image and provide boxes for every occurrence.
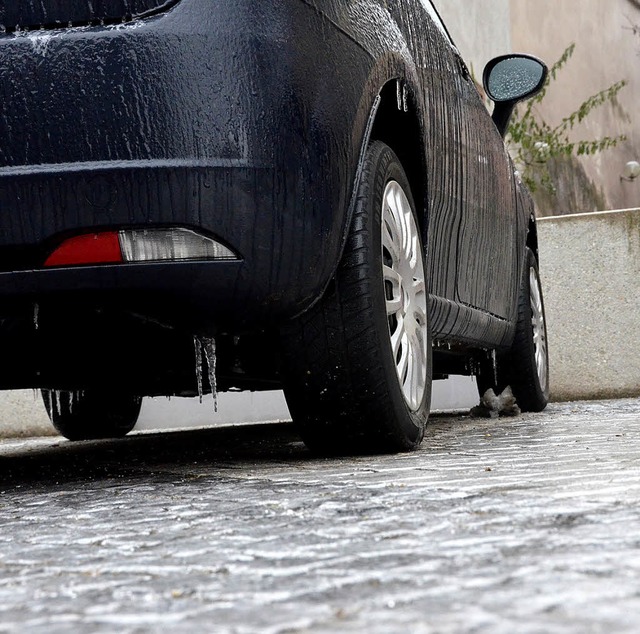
[538,208,640,400]
[510,0,640,212]
[436,0,640,212]
[433,0,511,78]
[439,0,640,213]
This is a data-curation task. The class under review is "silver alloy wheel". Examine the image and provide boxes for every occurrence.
[529,267,548,391]
[381,180,428,411]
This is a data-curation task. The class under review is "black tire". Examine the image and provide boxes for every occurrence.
[281,141,432,454]
[477,247,549,411]
[42,389,142,440]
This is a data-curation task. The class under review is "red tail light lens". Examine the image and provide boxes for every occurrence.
[44,232,123,267]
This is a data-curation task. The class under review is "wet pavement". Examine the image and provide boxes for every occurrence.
[1,399,640,633]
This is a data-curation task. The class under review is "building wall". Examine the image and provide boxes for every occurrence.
[538,209,640,400]
[432,0,511,79]
[436,0,639,214]
[510,0,640,212]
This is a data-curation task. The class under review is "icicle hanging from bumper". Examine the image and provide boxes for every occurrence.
[193,335,218,412]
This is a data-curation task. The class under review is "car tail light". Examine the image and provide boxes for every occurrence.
[119,228,236,262]
[44,228,237,267]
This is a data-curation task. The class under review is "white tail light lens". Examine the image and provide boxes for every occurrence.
[119,228,237,262]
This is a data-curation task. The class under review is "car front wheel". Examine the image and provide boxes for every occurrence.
[281,141,432,454]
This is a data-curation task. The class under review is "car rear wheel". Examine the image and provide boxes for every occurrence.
[281,141,432,454]
[477,247,549,411]
[42,389,142,440]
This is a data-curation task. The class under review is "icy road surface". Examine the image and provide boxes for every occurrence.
[1,399,640,633]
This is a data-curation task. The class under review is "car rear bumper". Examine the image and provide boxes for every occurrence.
[0,260,243,327]
[0,159,299,329]
[0,0,371,328]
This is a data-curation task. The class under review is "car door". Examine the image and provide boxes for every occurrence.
[407,0,519,320]
[450,57,518,319]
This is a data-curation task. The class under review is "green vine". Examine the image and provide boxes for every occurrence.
[507,43,627,193]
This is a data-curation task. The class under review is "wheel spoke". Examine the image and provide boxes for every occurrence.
[383,264,402,290]
[407,329,425,403]
[386,297,403,316]
[412,276,426,298]
[390,315,405,359]
[397,332,410,383]
[382,218,401,262]
[383,265,403,315]
[413,302,427,332]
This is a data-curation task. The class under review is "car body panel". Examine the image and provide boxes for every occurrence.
[0,0,537,391]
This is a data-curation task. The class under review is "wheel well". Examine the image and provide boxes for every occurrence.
[370,81,426,230]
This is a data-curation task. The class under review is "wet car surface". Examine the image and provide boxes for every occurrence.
[0,0,549,451]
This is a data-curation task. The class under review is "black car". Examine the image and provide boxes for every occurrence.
[0,0,549,452]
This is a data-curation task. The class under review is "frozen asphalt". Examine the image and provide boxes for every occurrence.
[0,398,639,633]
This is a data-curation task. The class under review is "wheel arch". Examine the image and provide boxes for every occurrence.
[369,79,428,238]
[526,213,539,261]
[293,64,428,321]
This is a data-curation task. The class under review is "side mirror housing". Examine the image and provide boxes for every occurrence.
[483,54,548,137]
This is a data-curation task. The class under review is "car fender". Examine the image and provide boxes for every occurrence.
[292,52,426,318]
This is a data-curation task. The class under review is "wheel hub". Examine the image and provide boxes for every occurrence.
[381,180,428,411]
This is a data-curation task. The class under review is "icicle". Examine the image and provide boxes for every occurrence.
[491,349,498,385]
[396,79,403,111]
[194,336,204,403]
[33,303,39,330]
[54,390,62,415]
[202,337,218,413]
[402,83,409,112]
[45,389,53,415]
[69,391,75,414]
[194,335,218,412]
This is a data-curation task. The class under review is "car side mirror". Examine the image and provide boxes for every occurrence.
[483,54,548,137]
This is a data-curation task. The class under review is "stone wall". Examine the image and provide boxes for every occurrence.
[440,0,640,214]
[510,0,640,213]
[538,208,640,400]
[432,0,511,78]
